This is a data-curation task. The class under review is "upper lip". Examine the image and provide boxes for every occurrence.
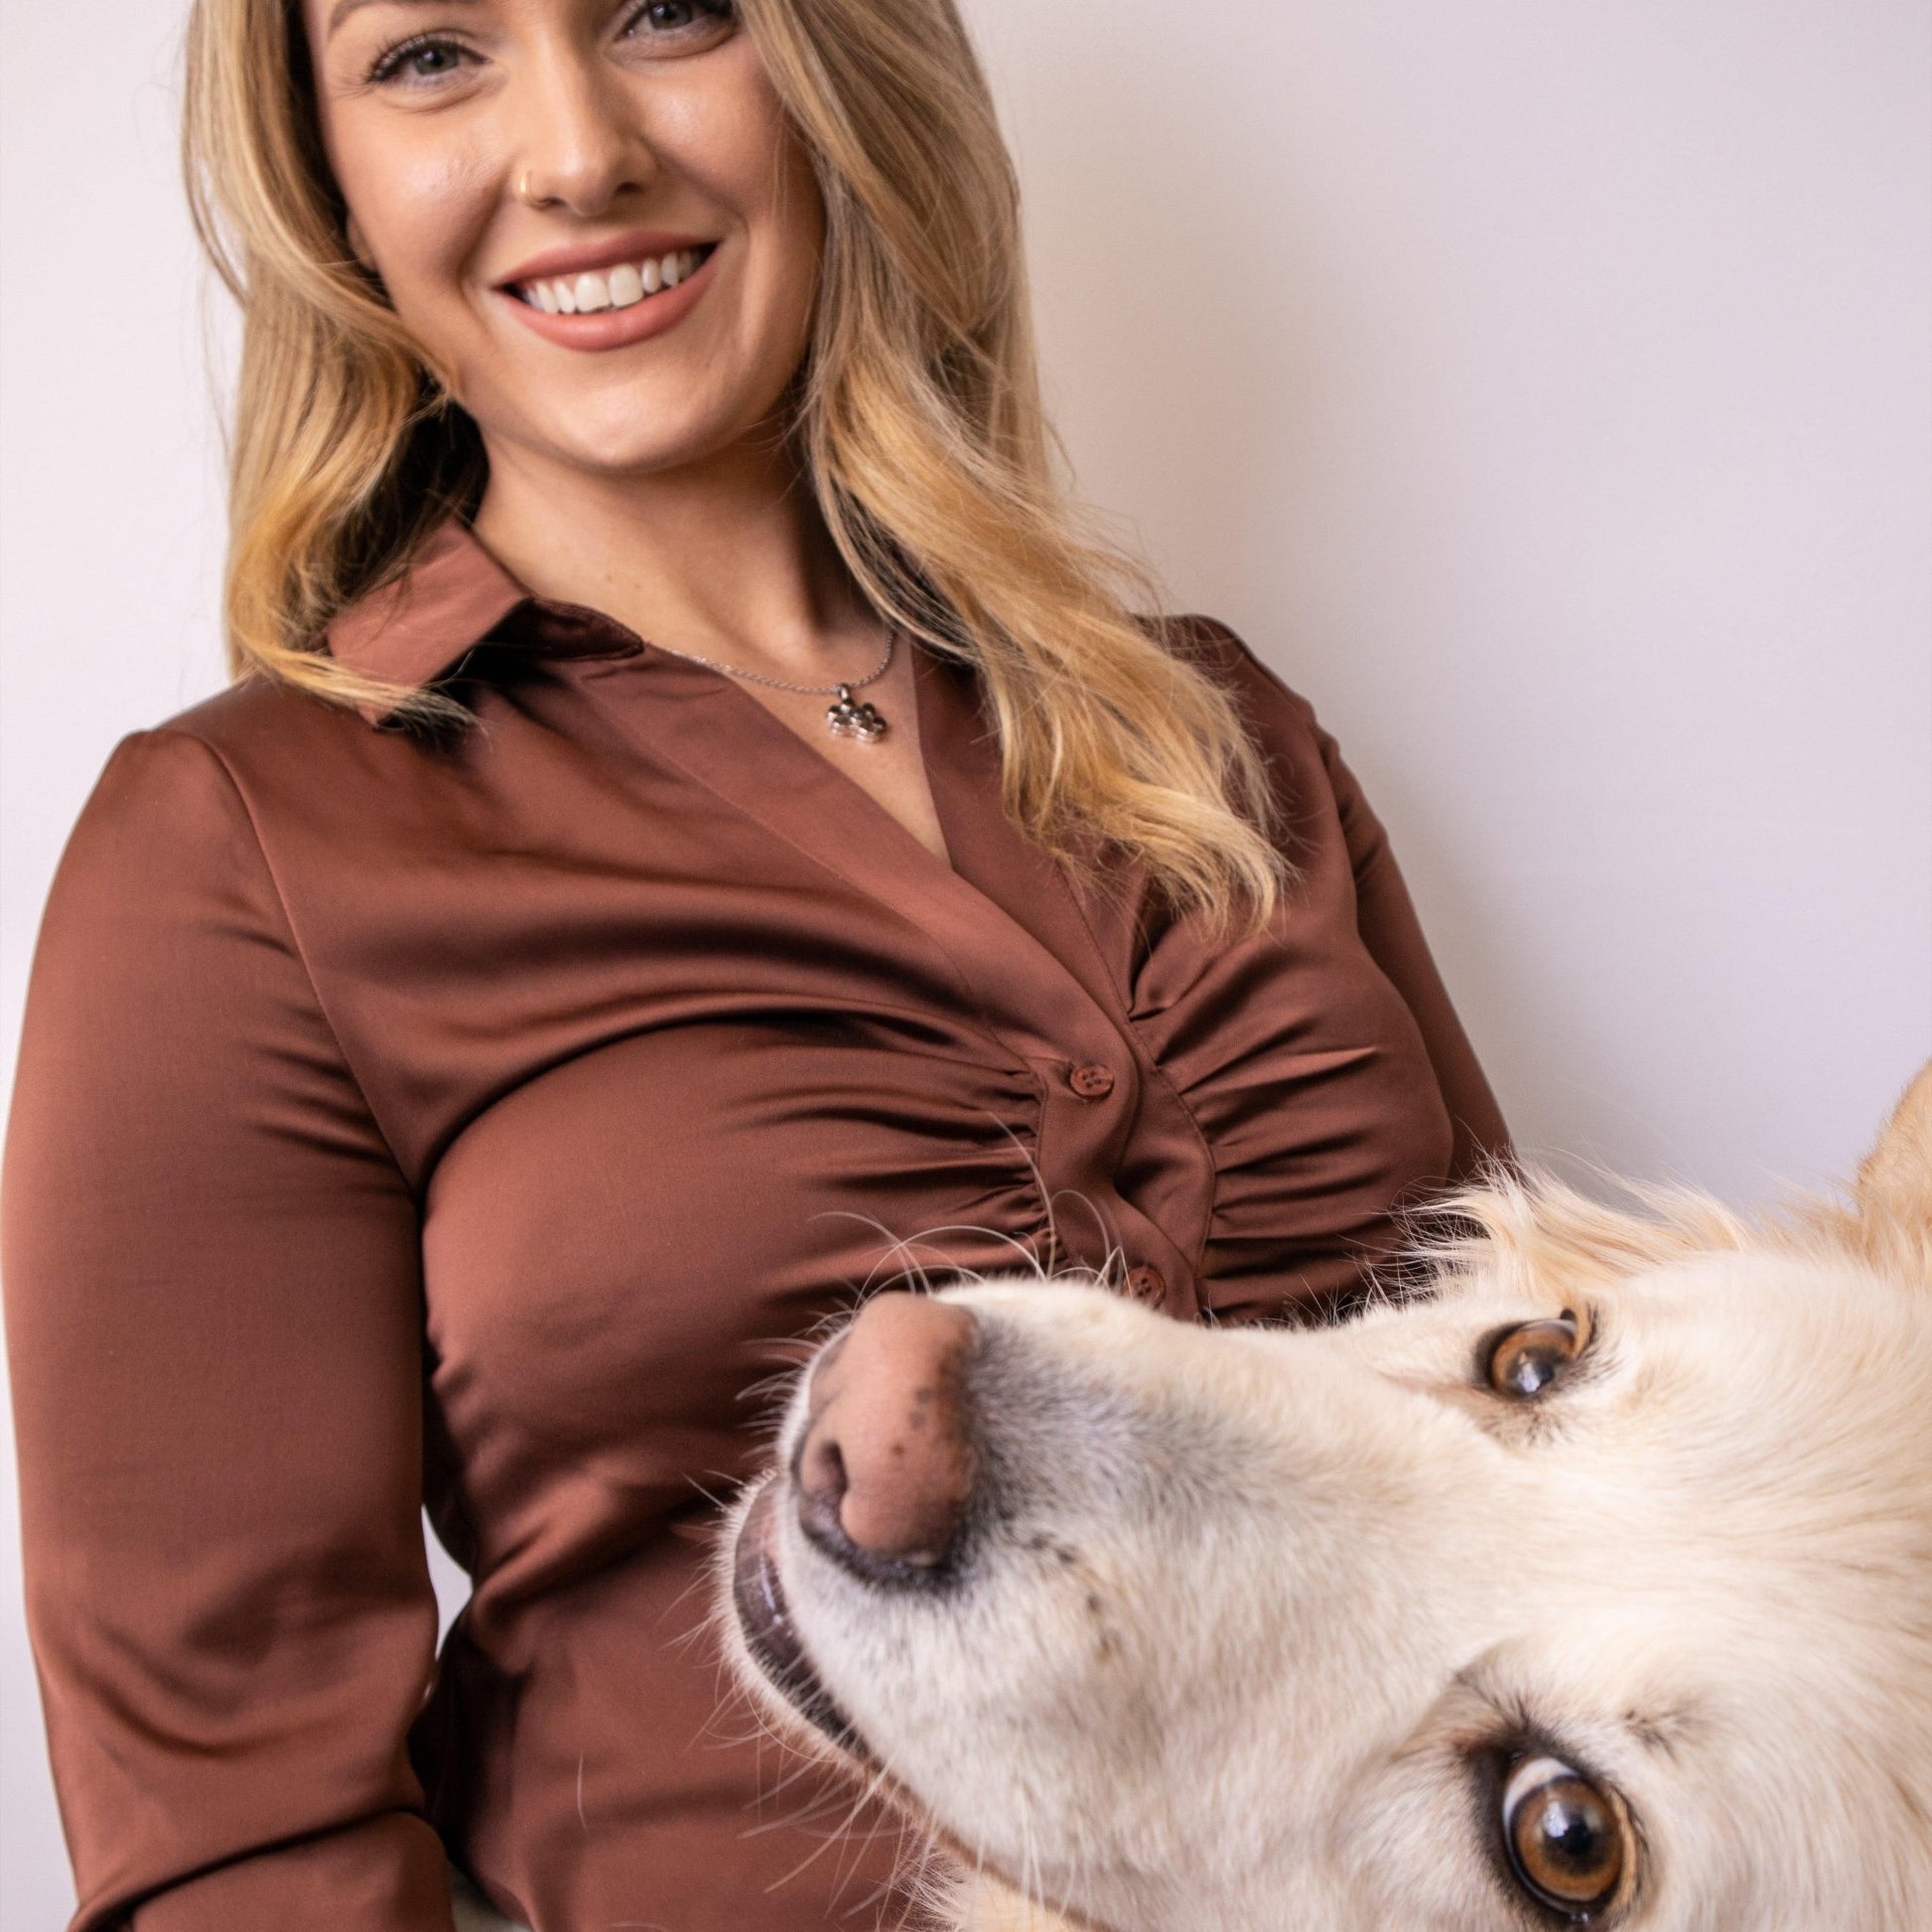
[493,229,716,290]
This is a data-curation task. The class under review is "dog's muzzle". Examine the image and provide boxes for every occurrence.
[732,1294,984,1742]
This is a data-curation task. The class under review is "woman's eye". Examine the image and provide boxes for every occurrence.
[369,37,472,86]
[1501,1753,1628,1917]
[1483,1313,1582,1400]
[621,0,736,45]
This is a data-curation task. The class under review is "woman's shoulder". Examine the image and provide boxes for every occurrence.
[49,726,267,945]
[149,670,374,772]
[66,674,388,869]
[48,676,374,938]
[1149,610,1325,739]
[1147,611,1382,860]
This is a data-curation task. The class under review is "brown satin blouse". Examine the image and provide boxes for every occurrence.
[3,517,1507,1932]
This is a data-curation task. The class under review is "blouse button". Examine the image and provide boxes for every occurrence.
[1124,1265,1167,1304]
[1067,1063,1116,1100]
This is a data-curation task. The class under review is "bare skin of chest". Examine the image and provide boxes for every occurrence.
[729,642,952,866]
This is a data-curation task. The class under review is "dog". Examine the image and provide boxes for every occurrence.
[724,1067,1932,1930]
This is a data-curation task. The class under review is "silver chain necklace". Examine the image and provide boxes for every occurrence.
[647,624,897,743]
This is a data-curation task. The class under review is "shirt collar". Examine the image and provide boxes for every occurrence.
[323,515,638,725]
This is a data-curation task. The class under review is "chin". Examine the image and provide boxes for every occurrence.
[464,336,795,486]
[529,395,762,480]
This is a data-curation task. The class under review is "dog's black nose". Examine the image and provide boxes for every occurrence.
[794,1293,978,1573]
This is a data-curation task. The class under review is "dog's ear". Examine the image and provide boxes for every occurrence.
[1855,1062,1932,1245]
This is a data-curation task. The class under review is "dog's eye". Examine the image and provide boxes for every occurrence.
[1501,1753,1626,1916]
[1484,1315,1581,1399]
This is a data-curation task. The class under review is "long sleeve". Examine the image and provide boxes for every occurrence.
[2,732,457,1931]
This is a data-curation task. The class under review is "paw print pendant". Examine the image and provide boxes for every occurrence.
[826,684,889,742]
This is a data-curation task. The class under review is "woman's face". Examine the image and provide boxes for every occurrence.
[303,0,825,479]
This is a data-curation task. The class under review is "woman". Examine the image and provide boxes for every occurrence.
[1,0,1507,1926]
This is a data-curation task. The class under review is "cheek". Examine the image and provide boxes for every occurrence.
[655,66,824,302]
[333,129,497,312]
[739,137,827,367]
[771,141,828,292]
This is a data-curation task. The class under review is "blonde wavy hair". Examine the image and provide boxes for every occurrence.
[183,0,1286,922]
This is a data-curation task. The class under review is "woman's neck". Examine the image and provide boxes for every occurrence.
[470,430,880,679]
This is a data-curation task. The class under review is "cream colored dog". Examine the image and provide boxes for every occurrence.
[724,1069,1932,1931]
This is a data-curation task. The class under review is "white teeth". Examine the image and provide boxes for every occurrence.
[519,248,705,316]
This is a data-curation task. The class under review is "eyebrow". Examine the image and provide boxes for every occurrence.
[326,0,482,39]
[1449,1664,1703,1762]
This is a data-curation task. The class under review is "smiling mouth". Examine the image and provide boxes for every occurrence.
[732,1481,869,1757]
[507,241,718,317]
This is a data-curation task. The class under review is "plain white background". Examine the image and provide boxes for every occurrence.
[2,1,1927,1922]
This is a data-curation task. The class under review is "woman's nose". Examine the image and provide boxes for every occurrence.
[793,1294,979,1573]
[510,60,655,215]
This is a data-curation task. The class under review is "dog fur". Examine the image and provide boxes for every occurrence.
[723,1067,1932,1931]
